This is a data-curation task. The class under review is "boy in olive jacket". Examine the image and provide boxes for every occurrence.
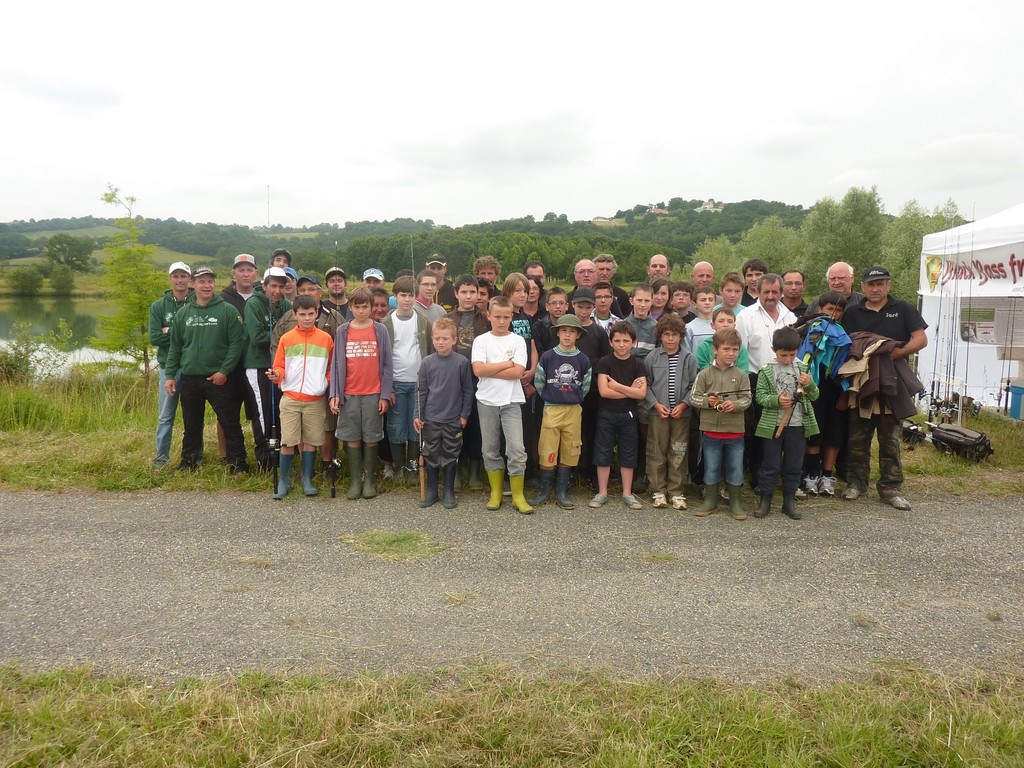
[687,328,751,520]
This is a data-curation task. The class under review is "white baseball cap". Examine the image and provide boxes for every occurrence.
[168,261,191,275]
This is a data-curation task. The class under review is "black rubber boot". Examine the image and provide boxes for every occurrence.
[442,464,458,509]
[419,465,439,508]
[754,493,772,518]
[555,466,575,510]
[782,491,801,520]
[529,468,554,507]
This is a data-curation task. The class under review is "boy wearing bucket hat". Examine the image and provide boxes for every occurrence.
[530,313,592,509]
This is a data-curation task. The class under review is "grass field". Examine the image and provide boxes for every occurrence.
[2,664,1023,766]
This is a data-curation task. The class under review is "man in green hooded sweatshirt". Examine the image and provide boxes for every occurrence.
[165,266,249,476]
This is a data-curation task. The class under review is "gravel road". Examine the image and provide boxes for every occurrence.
[1,486,1021,682]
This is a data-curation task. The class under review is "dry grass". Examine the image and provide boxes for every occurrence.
[339,530,446,561]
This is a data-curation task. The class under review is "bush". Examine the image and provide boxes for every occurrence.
[6,266,44,296]
[49,264,75,295]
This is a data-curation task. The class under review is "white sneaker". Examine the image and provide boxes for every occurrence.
[818,475,836,497]
[671,495,687,510]
[803,476,820,496]
[652,492,667,508]
[381,464,395,481]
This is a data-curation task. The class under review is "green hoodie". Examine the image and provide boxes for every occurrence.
[242,289,291,369]
[165,294,244,378]
[148,288,193,366]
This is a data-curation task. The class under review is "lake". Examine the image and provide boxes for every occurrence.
[0,297,125,368]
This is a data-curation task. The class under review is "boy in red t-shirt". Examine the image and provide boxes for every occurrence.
[329,287,394,500]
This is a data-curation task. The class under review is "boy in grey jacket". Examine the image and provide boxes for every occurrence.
[643,314,698,510]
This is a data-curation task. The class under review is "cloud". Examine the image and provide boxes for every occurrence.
[393,113,592,181]
[0,69,121,109]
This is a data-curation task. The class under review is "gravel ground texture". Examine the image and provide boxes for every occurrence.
[1,484,1021,683]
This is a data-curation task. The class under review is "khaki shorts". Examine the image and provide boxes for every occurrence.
[537,403,583,468]
[280,397,326,447]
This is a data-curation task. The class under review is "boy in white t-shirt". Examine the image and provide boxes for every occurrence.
[471,296,533,514]
[382,275,433,482]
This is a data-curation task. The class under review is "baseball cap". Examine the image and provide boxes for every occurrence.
[572,287,596,304]
[296,274,321,288]
[283,267,298,281]
[426,255,446,267]
[191,266,215,279]
[233,254,256,267]
[262,267,288,282]
[168,261,191,275]
[862,266,891,282]
[363,268,384,281]
[271,248,292,265]
[325,266,346,280]
[553,313,587,335]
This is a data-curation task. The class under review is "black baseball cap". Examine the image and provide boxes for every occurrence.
[862,266,891,282]
[296,275,321,288]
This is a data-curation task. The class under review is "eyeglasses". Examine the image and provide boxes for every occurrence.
[594,295,613,300]
[547,300,567,307]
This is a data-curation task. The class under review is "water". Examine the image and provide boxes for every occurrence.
[0,297,126,369]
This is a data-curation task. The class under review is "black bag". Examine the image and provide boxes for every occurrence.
[900,420,994,461]
[927,423,994,461]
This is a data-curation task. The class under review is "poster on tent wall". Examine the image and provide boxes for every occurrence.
[918,208,1024,406]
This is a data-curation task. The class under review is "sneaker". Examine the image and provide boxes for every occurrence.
[381,465,395,481]
[842,487,861,501]
[588,493,609,508]
[622,494,643,510]
[503,478,512,496]
[818,476,836,497]
[152,458,168,469]
[803,476,820,496]
[794,487,808,501]
[719,486,729,501]
[652,492,667,508]
[671,495,688,510]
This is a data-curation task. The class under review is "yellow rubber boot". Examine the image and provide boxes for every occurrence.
[509,474,534,514]
[486,470,504,511]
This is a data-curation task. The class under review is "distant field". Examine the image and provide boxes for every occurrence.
[258,231,321,239]
[593,218,627,227]
[21,225,121,240]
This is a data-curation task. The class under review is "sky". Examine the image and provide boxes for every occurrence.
[3,1,1024,229]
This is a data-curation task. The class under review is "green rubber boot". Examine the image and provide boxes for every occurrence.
[273,452,294,500]
[694,483,719,517]
[728,484,748,521]
[362,444,379,499]
[345,445,363,500]
[300,451,318,496]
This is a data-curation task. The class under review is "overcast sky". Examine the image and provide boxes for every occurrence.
[3,1,1023,229]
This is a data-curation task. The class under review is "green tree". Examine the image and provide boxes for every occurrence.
[691,235,740,278]
[91,185,166,384]
[44,233,95,272]
[49,264,75,296]
[6,266,44,296]
[802,186,886,295]
[881,199,964,302]
[734,215,804,275]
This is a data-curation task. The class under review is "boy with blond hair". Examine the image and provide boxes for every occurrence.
[472,296,533,513]
[415,317,474,508]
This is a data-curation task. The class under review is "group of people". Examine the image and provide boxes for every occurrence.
[150,248,928,517]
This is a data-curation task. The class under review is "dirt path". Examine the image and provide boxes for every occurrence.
[1,487,1021,682]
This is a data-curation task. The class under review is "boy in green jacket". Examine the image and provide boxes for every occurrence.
[753,327,819,520]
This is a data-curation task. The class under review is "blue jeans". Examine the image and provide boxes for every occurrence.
[387,380,417,444]
[701,434,744,486]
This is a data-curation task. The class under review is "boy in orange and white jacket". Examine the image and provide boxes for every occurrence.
[269,296,334,499]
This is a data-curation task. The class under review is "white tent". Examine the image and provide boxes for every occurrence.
[918,203,1024,407]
